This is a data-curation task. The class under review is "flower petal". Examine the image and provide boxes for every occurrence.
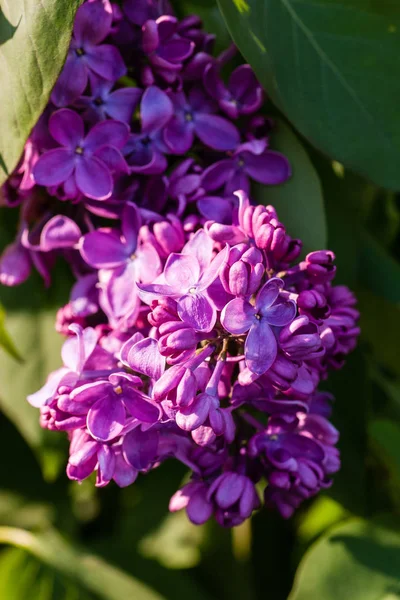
[123,428,159,470]
[85,44,126,81]
[182,229,213,272]
[221,298,255,334]
[33,149,74,187]
[51,54,88,107]
[74,1,112,45]
[164,115,194,154]
[40,216,81,251]
[265,299,297,327]
[243,150,291,185]
[107,88,143,123]
[164,253,200,291]
[122,388,161,423]
[198,244,229,291]
[194,113,240,151]
[141,85,174,133]
[84,120,130,152]
[178,292,216,332]
[256,277,284,313]
[176,392,211,431]
[80,230,127,269]
[49,108,84,148]
[245,321,277,375]
[121,337,165,380]
[87,394,125,442]
[75,155,113,200]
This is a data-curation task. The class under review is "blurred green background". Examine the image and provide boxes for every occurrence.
[1,0,400,598]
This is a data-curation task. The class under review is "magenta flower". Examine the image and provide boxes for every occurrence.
[71,372,160,442]
[201,139,291,196]
[51,0,126,106]
[164,87,240,154]
[33,109,129,200]
[204,64,263,119]
[138,230,228,332]
[221,278,296,375]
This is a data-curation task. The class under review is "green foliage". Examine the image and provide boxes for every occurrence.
[0,527,164,600]
[0,0,83,185]
[217,0,400,189]
[0,303,22,362]
[289,518,400,600]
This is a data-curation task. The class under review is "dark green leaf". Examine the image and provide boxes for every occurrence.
[289,518,400,600]
[0,527,164,600]
[0,0,83,184]
[369,419,400,481]
[360,233,400,304]
[0,303,22,361]
[0,548,96,600]
[218,0,400,189]
[358,289,400,377]
[253,118,326,253]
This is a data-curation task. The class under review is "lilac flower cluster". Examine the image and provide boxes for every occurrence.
[0,0,360,525]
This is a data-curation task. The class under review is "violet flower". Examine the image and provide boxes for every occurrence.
[52,0,126,107]
[76,75,142,124]
[141,16,194,85]
[164,87,240,154]
[33,109,129,200]
[70,372,160,442]
[201,139,291,197]
[27,325,98,408]
[204,63,263,119]
[138,230,228,332]
[124,86,173,174]
[221,278,296,375]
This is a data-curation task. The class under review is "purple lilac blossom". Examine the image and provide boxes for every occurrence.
[0,0,360,528]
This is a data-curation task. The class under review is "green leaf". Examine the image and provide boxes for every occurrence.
[289,518,400,600]
[0,527,164,600]
[360,233,400,304]
[358,289,400,377]
[217,0,400,189]
[369,419,400,481]
[0,548,96,600]
[253,118,326,253]
[0,303,22,361]
[0,0,83,184]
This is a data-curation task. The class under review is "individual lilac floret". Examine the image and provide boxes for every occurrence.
[52,0,126,107]
[67,430,138,487]
[141,16,194,85]
[80,202,161,329]
[70,372,160,442]
[76,75,142,124]
[164,88,240,154]
[33,109,129,200]
[221,278,296,375]
[139,230,228,332]
[124,86,173,174]
[204,64,263,119]
[201,139,291,197]
[27,325,98,408]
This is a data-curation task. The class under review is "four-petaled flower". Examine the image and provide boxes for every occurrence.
[221,277,296,374]
[33,109,129,200]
